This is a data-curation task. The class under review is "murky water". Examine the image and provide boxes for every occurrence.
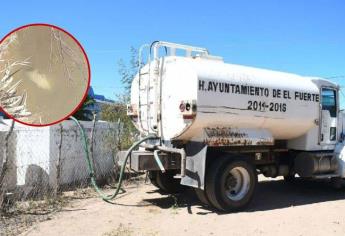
[0,25,89,125]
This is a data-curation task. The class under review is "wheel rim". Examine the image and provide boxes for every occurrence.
[224,166,251,201]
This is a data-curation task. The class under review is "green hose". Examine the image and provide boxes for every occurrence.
[69,116,157,202]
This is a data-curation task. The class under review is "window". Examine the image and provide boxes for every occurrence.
[330,127,337,141]
[321,88,337,117]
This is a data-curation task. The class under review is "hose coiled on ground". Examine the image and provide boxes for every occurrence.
[70,116,157,202]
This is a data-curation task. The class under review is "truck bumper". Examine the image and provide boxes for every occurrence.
[116,150,181,171]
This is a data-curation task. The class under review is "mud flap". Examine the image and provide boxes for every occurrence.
[181,142,207,190]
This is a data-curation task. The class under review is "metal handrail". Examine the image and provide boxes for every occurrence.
[151,41,209,60]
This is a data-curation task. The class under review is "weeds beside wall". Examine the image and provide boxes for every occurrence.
[100,103,138,149]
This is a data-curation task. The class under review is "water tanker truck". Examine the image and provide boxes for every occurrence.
[122,41,345,211]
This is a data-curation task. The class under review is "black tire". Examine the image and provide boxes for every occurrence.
[150,170,186,194]
[206,158,257,212]
[205,157,231,210]
[195,188,211,206]
[148,171,160,188]
[331,177,344,189]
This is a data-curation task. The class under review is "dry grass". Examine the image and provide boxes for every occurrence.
[0,186,96,236]
[102,224,133,236]
[0,174,144,236]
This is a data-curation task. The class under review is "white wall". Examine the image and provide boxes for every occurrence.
[0,119,119,194]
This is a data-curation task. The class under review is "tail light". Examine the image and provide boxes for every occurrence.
[179,100,197,119]
[127,104,138,118]
[179,103,186,112]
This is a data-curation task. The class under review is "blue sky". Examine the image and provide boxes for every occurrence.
[1,0,344,104]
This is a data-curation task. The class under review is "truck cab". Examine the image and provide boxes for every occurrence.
[288,79,340,150]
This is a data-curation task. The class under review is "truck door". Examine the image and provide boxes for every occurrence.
[320,87,338,145]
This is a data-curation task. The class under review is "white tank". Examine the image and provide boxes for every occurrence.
[129,42,334,145]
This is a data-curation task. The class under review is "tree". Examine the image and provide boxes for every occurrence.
[100,103,137,149]
[100,47,139,149]
[72,95,96,121]
[117,47,138,97]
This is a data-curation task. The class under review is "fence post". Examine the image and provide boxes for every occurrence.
[54,123,63,196]
[0,120,15,209]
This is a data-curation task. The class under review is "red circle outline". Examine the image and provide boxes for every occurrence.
[0,23,91,127]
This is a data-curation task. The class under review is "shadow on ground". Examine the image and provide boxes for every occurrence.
[143,178,345,214]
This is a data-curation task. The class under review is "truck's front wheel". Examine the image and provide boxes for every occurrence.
[206,159,257,211]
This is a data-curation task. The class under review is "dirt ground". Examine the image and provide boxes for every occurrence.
[17,176,345,236]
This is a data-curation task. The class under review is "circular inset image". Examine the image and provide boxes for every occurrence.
[0,23,90,126]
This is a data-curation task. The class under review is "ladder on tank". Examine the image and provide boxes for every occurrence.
[137,43,152,134]
[136,41,209,135]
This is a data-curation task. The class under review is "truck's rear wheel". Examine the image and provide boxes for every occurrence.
[194,188,211,206]
[149,170,186,193]
[148,171,160,188]
[206,158,257,211]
